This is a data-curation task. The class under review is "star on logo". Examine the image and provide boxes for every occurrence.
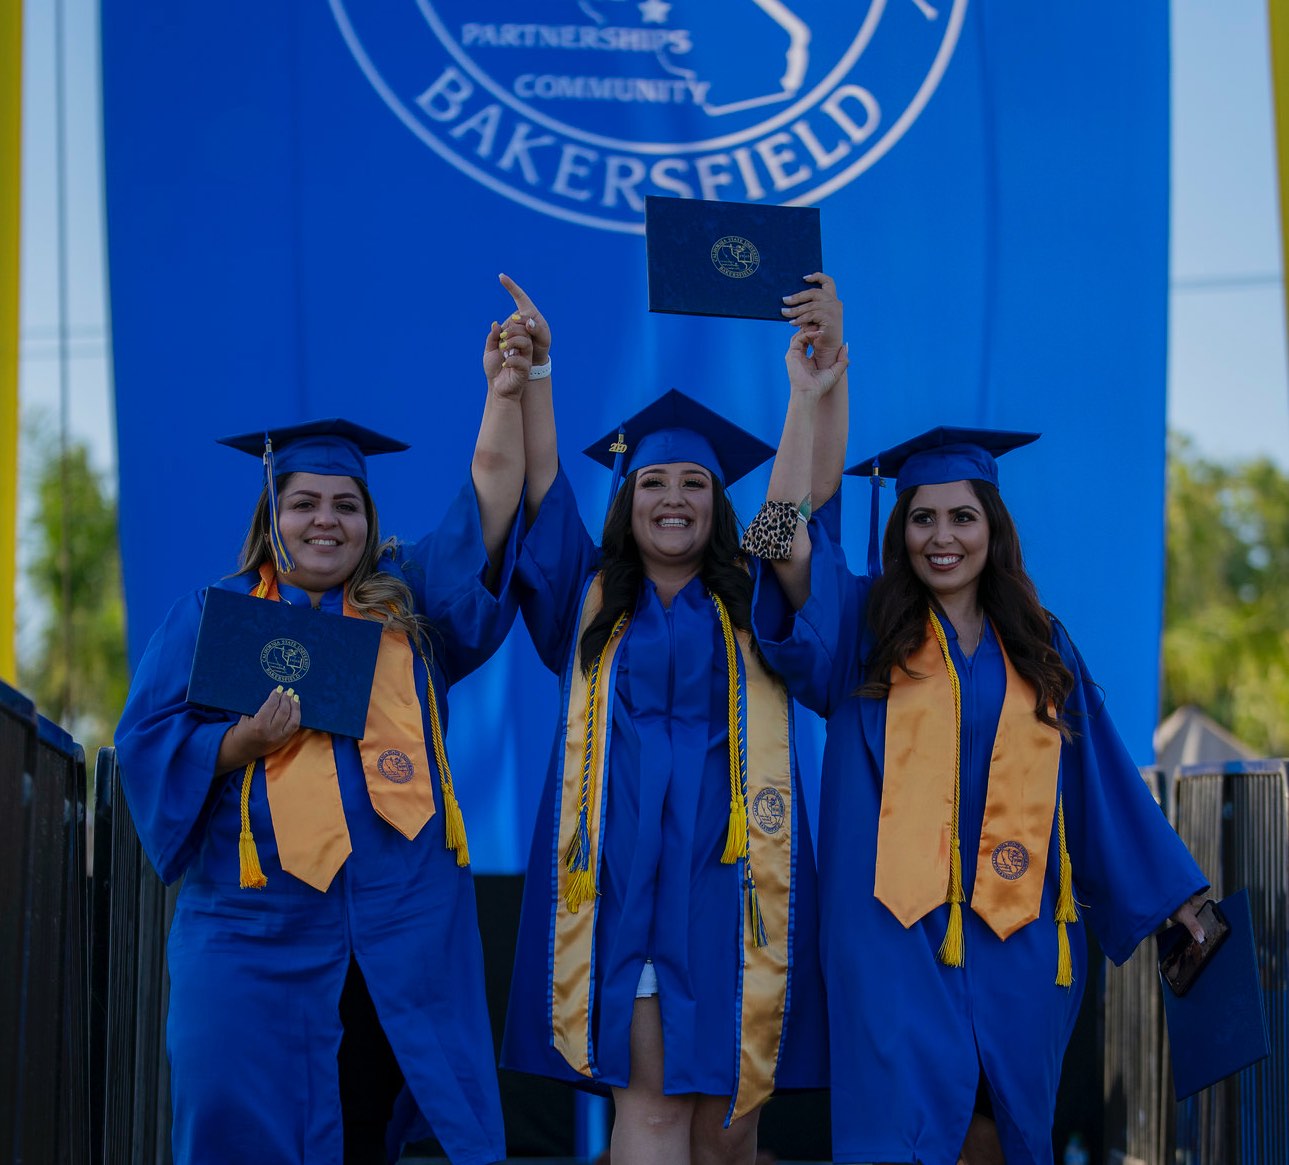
[638,0,671,23]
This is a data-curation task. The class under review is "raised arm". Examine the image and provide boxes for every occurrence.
[781,272,848,509]
[473,277,535,578]
[496,273,557,523]
[756,329,849,609]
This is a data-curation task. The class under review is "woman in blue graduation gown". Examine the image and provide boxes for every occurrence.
[496,276,837,1163]
[742,331,1212,1165]
[114,312,538,1165]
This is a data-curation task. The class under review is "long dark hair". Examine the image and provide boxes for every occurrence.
[578,468,752,673]
[236,473,422,638]
[859,479,1074,734]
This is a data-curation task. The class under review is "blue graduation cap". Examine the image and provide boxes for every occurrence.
[843,426,1040,576]
[584,388,775,516]
[216,418,409,573]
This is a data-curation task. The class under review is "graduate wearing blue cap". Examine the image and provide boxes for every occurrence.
[743,326,1213,1165]
[493,274,840,1161]
[115,305,540,1165]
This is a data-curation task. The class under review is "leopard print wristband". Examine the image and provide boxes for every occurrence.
[741,500,803,561]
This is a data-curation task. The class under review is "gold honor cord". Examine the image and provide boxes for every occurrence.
[413,639,469,867]
[564,612,628,912]
[713,592,767,947]
[928,610,966,968]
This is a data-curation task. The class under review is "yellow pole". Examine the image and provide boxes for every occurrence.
[1272,1,1289,349]
[0,0,22,685]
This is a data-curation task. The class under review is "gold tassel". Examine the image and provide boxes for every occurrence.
[938,839,965,967]
[939,902,964,968]
[564,865,597,913]
[1055,796,1076,986]
[721,795,748,865]
[443,787,470,868]
[417,638,471,866]
[238,761,267,889]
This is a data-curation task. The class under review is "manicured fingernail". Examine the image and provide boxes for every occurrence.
[782,295,792,303]
[526,318,535,328]
[275,685,284,693]
[293,694,300,704]
[285,688,294,697]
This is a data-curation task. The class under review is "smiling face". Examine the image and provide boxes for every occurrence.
[904,479,991,608]
[629,462,715,581]
[276,472,369,600]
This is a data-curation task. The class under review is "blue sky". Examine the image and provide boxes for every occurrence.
[14,3,1288,497]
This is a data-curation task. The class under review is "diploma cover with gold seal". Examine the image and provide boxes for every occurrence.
[187,586,383,739]
[645,195,822,320]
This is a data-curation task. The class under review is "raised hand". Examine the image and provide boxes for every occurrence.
[781,271,844,364]
[499,272,551,364]
[785,328,849,400]
[483,273,550,400]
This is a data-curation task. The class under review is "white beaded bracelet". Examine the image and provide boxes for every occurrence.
[527,358,552,380]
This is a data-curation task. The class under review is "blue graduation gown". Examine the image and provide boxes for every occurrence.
[115,483,515,1165]
[752,506,1206,1165]
[500,468,827,1097]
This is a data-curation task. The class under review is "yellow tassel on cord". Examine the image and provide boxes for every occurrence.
[722,796,748,865]
[418,639,471,867]
[443,788,470,868]
[715,593,750,866]
[564,866,597,913]
[238,761,268,889]
[1054,796,1077,986]
[938,841,965,967]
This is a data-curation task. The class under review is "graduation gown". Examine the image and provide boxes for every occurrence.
[752,505,1206,1165]
[500,468,827,1099]
[115,483,515,1165]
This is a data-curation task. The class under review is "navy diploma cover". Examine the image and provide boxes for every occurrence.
[188,587,383,739]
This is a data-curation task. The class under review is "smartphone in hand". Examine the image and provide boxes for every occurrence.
[1159,900,1231,996]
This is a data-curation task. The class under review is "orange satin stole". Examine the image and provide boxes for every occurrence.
[875,615,1061,942]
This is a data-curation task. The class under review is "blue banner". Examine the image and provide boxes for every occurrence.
[103,2,1169,871]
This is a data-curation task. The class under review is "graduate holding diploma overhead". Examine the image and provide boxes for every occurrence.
[115,319,539,1165]
[742,317,1217,1165]
[493,274,837,1165]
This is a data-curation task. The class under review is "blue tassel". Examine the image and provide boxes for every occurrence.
[867,459,883,578]
[263,435,296,572]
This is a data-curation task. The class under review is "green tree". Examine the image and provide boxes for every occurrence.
[1163,433,1289,755]
[17,419,128,757]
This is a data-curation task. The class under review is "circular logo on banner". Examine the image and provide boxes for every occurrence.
[377,749,416,784]
[711,235,759,278]
[752,787,785,835]
[260,638,310,684]
[330,0,966,233]
[991,840,1030,881]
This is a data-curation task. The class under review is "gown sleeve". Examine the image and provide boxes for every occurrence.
[1054,620,1208,965]
[396,477,523,686]
[513,466,598,674]
[114,590,238,884]
[752,491,872,718]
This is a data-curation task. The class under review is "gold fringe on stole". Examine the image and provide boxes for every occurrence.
[238,760,268,889]
[928,612,966,968]
[1054,796,1076,986]
[414,640,469,866]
